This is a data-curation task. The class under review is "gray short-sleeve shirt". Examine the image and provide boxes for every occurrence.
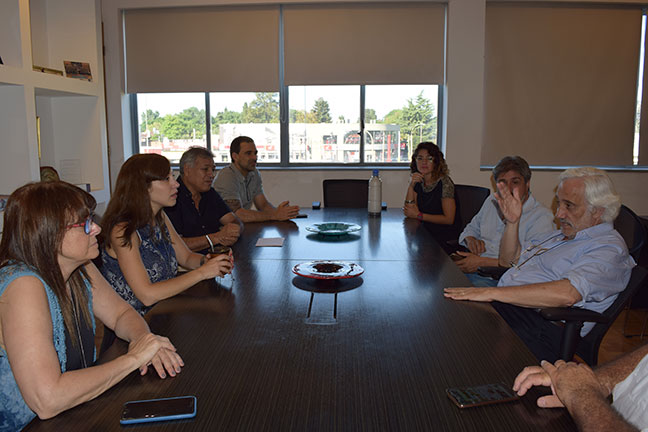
[213,163,264,210]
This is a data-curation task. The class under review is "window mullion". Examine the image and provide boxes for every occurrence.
[205,92,212,152]
[360,85,365,163]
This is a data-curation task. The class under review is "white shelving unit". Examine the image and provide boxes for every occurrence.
[0,0,110,206]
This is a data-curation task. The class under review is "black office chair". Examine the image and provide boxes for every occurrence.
[322,179,368,208]
[446,184,490,252]
[614,205,646,261]
[540,265,648,365]
[539,204,648,365]
[453,184,491,233]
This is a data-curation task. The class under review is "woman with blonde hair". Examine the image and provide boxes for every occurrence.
[0,181,183,430]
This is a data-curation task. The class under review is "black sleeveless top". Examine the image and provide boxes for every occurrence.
[414,178,459,250]
[63,300,95,370]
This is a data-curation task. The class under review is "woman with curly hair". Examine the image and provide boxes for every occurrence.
[403,142,458,244]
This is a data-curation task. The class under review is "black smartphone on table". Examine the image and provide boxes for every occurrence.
[120,395,197,425]
[446,383,519,408]
[449,252,465,261]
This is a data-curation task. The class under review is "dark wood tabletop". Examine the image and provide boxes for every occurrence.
[25,209,575,431]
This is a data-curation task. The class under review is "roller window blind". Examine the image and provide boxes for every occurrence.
[483,4,641,166]
[283,2,446,86]
[124,6,279,93]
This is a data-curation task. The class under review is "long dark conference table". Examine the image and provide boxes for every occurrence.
[25,208,575,431]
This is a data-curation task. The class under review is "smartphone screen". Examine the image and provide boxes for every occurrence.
[120,396,196,424]
[446,383,518,408]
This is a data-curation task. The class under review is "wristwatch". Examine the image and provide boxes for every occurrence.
[404,199,415,205]
[417,212,423,221]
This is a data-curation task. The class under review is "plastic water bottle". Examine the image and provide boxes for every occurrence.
[368,169,382,216]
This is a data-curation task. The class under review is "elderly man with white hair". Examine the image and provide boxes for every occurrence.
[445,167,635,362]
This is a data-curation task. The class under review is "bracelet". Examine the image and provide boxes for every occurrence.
[404,200,415,205]
[205,234,214,250]
[417,212,423,221]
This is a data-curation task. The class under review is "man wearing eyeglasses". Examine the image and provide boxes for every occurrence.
[455,156,554,286]
[213,136,300,223]
[445,167,635,362]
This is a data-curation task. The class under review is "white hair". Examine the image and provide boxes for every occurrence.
[559,167,621,223]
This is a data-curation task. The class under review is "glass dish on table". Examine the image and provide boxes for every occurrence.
[305,222,361,236]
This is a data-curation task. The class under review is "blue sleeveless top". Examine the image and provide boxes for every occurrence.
[100,224,178,315]
[0,262,95,432]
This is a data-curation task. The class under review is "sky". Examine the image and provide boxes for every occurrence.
[137,85,439,122]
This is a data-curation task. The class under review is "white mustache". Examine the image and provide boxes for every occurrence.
[559,218,573,227]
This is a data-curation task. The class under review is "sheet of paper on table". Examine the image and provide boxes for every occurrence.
[255,237,285,247]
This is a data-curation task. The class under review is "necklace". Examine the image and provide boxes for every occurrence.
[70,289,88,369]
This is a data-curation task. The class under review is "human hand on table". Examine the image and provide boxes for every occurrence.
[454,251,486,273]
[464,236,486,255]
[128,333,184,379]
[443,287,493,302]
[403,203,420,219]
[274,201,300,221]
[513,359,606,409]
[214,223,240,246]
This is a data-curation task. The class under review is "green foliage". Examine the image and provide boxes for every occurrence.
[290,109,316,123]
[311,97,331,123]
[159,106,206,140]
[401,92,436,145]
[364,108,377,123]
[140,109,160,132]
[383,109,403,125]
[241,92,279,123]
[212,108,242,133]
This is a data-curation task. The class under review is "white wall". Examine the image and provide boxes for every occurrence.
[102,0,648,214]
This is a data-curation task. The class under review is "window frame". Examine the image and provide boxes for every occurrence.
[131,85,443,168]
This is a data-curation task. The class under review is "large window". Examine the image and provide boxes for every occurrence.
[135,85,438,165]
[128,3,445,166]
[210,92,280,163]
[288,86,361,163]
[137,93,206,164]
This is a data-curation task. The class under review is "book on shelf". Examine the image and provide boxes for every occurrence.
[33,65,64,76]
[64,61,92,81]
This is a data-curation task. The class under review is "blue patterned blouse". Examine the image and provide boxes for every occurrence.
[100,224,178,315]
[0,262,95,432]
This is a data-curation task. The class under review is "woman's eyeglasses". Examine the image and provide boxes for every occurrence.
[67,214,95,234]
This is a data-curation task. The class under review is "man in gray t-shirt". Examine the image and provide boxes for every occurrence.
[213,136,299,223]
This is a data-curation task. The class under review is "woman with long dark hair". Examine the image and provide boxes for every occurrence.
[99,154,231,317]
[403,142,458,244]
[0,182,183,430]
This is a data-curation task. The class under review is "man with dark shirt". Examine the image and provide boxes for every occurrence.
[165,147,242,253]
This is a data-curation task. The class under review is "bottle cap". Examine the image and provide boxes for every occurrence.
[372,169,379,176]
